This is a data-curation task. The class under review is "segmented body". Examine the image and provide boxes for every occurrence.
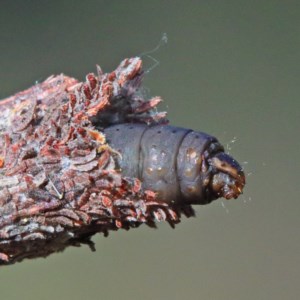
[105,124,216,204]
[105,124,244,205]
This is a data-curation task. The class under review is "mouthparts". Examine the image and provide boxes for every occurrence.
[208,152,246,200]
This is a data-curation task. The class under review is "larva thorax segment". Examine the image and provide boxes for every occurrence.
[104,124,245,205]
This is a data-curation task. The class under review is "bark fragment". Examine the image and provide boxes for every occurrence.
[0,57,190,266]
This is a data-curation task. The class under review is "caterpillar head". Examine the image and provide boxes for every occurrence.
[176,136,245,205]
[207,151,245,200]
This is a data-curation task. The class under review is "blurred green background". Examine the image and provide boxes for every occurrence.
[0,1,299,299]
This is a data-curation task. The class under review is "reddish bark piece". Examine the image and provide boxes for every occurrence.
[0,57,179,266]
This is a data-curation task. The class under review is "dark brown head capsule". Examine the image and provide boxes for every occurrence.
[104,124,245,205]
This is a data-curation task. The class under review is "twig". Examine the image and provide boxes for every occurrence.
[0,57,186,266]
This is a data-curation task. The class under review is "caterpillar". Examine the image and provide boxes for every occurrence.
[104,124,245,205]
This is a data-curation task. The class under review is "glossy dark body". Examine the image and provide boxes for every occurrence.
[104,124,224,204]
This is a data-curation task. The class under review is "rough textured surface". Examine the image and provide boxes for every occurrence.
[0,58,188,265]
[0,57,245,266]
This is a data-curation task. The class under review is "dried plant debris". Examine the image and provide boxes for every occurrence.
[0,57,245,265]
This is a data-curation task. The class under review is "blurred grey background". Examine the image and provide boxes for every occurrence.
[0,1,299,299]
